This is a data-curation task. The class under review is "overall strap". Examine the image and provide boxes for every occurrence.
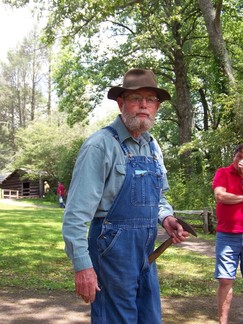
[149,138,158,159]
[104,126,132,156]
[148,138,164,174]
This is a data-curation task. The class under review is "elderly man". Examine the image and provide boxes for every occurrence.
[62,68,188,324]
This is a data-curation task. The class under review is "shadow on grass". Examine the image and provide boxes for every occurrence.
[0,288,90,324]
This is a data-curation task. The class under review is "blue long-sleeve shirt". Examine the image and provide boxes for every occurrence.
[62,115,173,271]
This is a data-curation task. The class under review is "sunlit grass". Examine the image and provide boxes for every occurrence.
[0,202,73,291]
[157,248,217,296]
[156,242,242,297]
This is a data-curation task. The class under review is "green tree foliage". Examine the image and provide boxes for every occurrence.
[0,122,12,170]
[11,109,119,189]
[0,30,48,140]
[42,0,242,163]
[0,27,55,171]
[6,1,242,144]
[56,137,85,188]
[51,47,93,126]
[17,0,196,149]
[12,116,85,187]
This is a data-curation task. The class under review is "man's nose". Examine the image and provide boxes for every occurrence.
[139,97,148,107]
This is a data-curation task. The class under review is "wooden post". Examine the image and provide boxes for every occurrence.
[203,207,209,234]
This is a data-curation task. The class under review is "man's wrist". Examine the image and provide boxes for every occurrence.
[73,255,93,272]
[162,215,175,227]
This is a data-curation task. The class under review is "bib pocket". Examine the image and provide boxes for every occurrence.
[131,170,163,206]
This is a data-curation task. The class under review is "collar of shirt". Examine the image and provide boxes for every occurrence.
[229,163,239,175]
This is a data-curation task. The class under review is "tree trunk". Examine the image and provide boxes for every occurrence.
[173,48,193,174]
[174,48,193,145]
[47,53,52,115]
[17,88,22,127]
[30,49,36,121]
[198,88,209,131]
[198,0,236,87]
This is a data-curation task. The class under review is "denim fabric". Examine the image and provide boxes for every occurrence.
[215,232,243,279]
[88,127,162,324]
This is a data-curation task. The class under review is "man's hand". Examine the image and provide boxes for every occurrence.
[162,216,188,244]
[75,268,101,303]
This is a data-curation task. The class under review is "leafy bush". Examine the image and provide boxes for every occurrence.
[167,170,215,210]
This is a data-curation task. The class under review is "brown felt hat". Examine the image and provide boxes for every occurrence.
[107,68,171,102]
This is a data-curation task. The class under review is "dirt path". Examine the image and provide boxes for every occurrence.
[0,198,57,209]
[0,288,242,324]
[157,227,216,258]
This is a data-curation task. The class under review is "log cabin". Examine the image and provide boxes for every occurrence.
[0,169,45,199]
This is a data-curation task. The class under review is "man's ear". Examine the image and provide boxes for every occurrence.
[117,97,123,111]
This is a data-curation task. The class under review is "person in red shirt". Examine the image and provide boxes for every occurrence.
[57,181,66,208]
[212,143,243,324]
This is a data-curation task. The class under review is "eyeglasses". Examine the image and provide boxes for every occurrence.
[123,94,160,106]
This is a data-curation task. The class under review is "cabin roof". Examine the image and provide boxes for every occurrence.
[0,172,11,184]
[0,169,32,185]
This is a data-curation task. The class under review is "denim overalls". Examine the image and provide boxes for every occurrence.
[88,127,164,324]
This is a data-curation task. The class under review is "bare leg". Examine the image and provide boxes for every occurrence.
[217,278,234,324]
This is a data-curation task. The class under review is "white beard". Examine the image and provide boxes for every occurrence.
[122,111,155,134]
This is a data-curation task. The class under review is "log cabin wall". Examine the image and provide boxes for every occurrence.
[0,169,40,198]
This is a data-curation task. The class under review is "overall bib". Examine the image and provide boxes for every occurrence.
[88,127,164,324]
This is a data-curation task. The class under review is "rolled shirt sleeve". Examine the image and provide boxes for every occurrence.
[158,170,174,225]
[153,140,174,224]
[62,142,108,271]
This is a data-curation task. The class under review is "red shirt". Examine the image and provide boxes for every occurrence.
[212,163,243,233]
[57,183,65,196]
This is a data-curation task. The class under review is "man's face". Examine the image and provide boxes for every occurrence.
[117,88,160,137]
[233,151,243,174]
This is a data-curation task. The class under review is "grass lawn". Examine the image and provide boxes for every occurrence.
[0,201,73,291]
[0,199,242,297]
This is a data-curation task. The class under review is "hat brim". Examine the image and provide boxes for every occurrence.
[107,86,171,102]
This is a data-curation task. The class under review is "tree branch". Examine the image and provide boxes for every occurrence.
[214,0,223,32]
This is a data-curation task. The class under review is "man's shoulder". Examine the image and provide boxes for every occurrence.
[213,165,235,186]
[84,116,124,146]
[82,127,118,151]
[216,164,234,174]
